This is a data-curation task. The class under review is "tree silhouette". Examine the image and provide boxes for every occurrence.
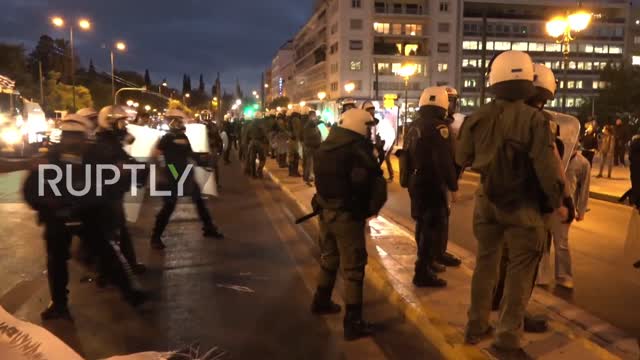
[144,69,151,88]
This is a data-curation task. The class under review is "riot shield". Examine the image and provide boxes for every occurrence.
[185,123,210,153]
[450,113,466,139]
[545,110,581,171]
[124,124,162,161]
[377,115,396,153]
[318,122,330,141]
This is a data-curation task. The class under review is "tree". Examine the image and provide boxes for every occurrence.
[578,63,640,133]
[268,96,290,109]
[199,74,205,93]
[182,74,191,95]
[45,71,93,112]
[235,78,243,99]
[144,69,151,88]
[0,43,38,101]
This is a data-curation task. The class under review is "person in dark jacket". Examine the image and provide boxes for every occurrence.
[205,119,224,186]
[287,107,302,177]
[312,108,386,341]
[614,118,631,166]
[150,109,224,250]
[581,124,598,166]
[302,109,322,184]
[362,101,394,182]
[404,87,459,288]
[629,134,640,209]
[248,112,269,178]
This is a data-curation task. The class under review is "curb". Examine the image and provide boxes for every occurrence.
[264,167,486,360]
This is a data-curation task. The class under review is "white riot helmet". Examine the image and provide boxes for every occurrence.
[441,87,459,115]
[488,51,535,101]
[60,113,92,133]
[76,107,98,128]
[361,101,375,111]
[98,105,129,130]
[419,87,449,112]
[342,98,357,113]
[338,109,375,137]
[532,63,557,101]
[165,109,187,130]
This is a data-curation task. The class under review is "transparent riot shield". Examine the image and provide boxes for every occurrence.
[450,113,466,139]
[317,122,330,141]
[545,110,581,171]
[377,115,397,153]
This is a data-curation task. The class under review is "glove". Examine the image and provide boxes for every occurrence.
[562,196,576,224]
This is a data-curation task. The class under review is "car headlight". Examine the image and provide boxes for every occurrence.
[1,128,21,145]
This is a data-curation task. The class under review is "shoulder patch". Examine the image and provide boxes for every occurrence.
[437,125,449,139]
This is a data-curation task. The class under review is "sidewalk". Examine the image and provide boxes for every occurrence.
[265,160,639,360]
[589,155,631,202]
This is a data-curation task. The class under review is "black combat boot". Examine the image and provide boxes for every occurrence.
[41,302,72,321]
[438,252,462,267]
[203,225,224,239]
[310,287,341,315]
[343,304,374,341]
[412,267,447,288]
[150,231,166,250]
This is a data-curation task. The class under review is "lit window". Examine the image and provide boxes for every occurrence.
[577,62,584,70]
[464,79,477,88]
[545,61,552,68]
[567,81,575,89]
[485,41,494,50]
[584,44,594,53]
[377,63,391,74]
[404,44,419,56]
[392,24,402,35]
[576,98,585,107]
[566,98,575,107]
[405,24,423,36]
[569,61,576,70]
[594,45,608,54]
[512,42,528,51]
[373,22,390,34]
[463,41,478,50]
[391,63,402,74]
[633,56,640,66]
[494,41,511,50]
[584,62,592,70]
[350,60,362,71]
[528,42,545,52]
[576,80,583,89]
[609,46,622,54]
[546,43,562,52]
[437,63,449,72]
[331,82,338,91]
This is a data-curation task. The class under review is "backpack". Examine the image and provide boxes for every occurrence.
[482,110,540,211]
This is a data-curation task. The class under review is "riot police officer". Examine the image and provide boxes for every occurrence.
[458,51,567,356]
[274,110,290,168]
[341,98,357,114]
[151,109,223,249]
[287,106,302,177]
[93,105,146,274]
[302,108,322,184]
[311,109,387,341]
[24,114,92,320]
[362,101,394,182]
[404,87,458,288]
[248,111,269,178]
[204,117,223,186]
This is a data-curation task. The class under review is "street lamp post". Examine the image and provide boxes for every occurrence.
[51,16,91,111]
[111,41,126,104]
[546,11,592,112]
[344,82,356,95]
[397,63,417,140]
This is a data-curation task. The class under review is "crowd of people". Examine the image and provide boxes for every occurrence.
[3,50,640,360]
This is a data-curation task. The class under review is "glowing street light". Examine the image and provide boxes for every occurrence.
[344,82,356,94]
[126,100,134,107]
[111,41,127,103]
[50,15,92,110]
[235,99,242,106]
[317,91,327,101]
[546,10,592,112]
[185,93,191,98]
[287,104,293,110]
[133,102,140,108]
[144,105,151,111]
[264,84,269,89]
[78,18,91,30]
[299,101,306,107]
[396,63,417,138]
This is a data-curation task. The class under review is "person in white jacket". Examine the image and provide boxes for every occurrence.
[549,148,591,289]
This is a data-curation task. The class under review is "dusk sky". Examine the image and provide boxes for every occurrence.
[0,0,312,94]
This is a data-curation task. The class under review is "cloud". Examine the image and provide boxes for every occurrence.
[0,0,312,92]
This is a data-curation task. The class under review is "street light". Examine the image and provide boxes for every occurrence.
[344,82,356,94]
[144,105,151,111]
[317,92,327,101]
[236,99,242,106]
[110,41,126,104]
[126,100,134,107]
[51,15,92,111]
[546,10,592,112]
[133,102,139,108]
[396,63,417,138]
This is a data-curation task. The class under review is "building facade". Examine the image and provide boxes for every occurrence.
[274,0,630,116]
[458,0,629,114]
[269,41,296,101]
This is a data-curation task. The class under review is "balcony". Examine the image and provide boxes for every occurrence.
[374,40,428,56]
[374,1,427,16]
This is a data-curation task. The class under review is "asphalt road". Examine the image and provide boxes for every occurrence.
[0,159,440,360]
[381,172,640,338]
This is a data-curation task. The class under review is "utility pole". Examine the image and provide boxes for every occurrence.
[216,72,222,124]
[479,6,488,106]
[374,61,380,100]
[260,72,265,110]
[70,26,76,111]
